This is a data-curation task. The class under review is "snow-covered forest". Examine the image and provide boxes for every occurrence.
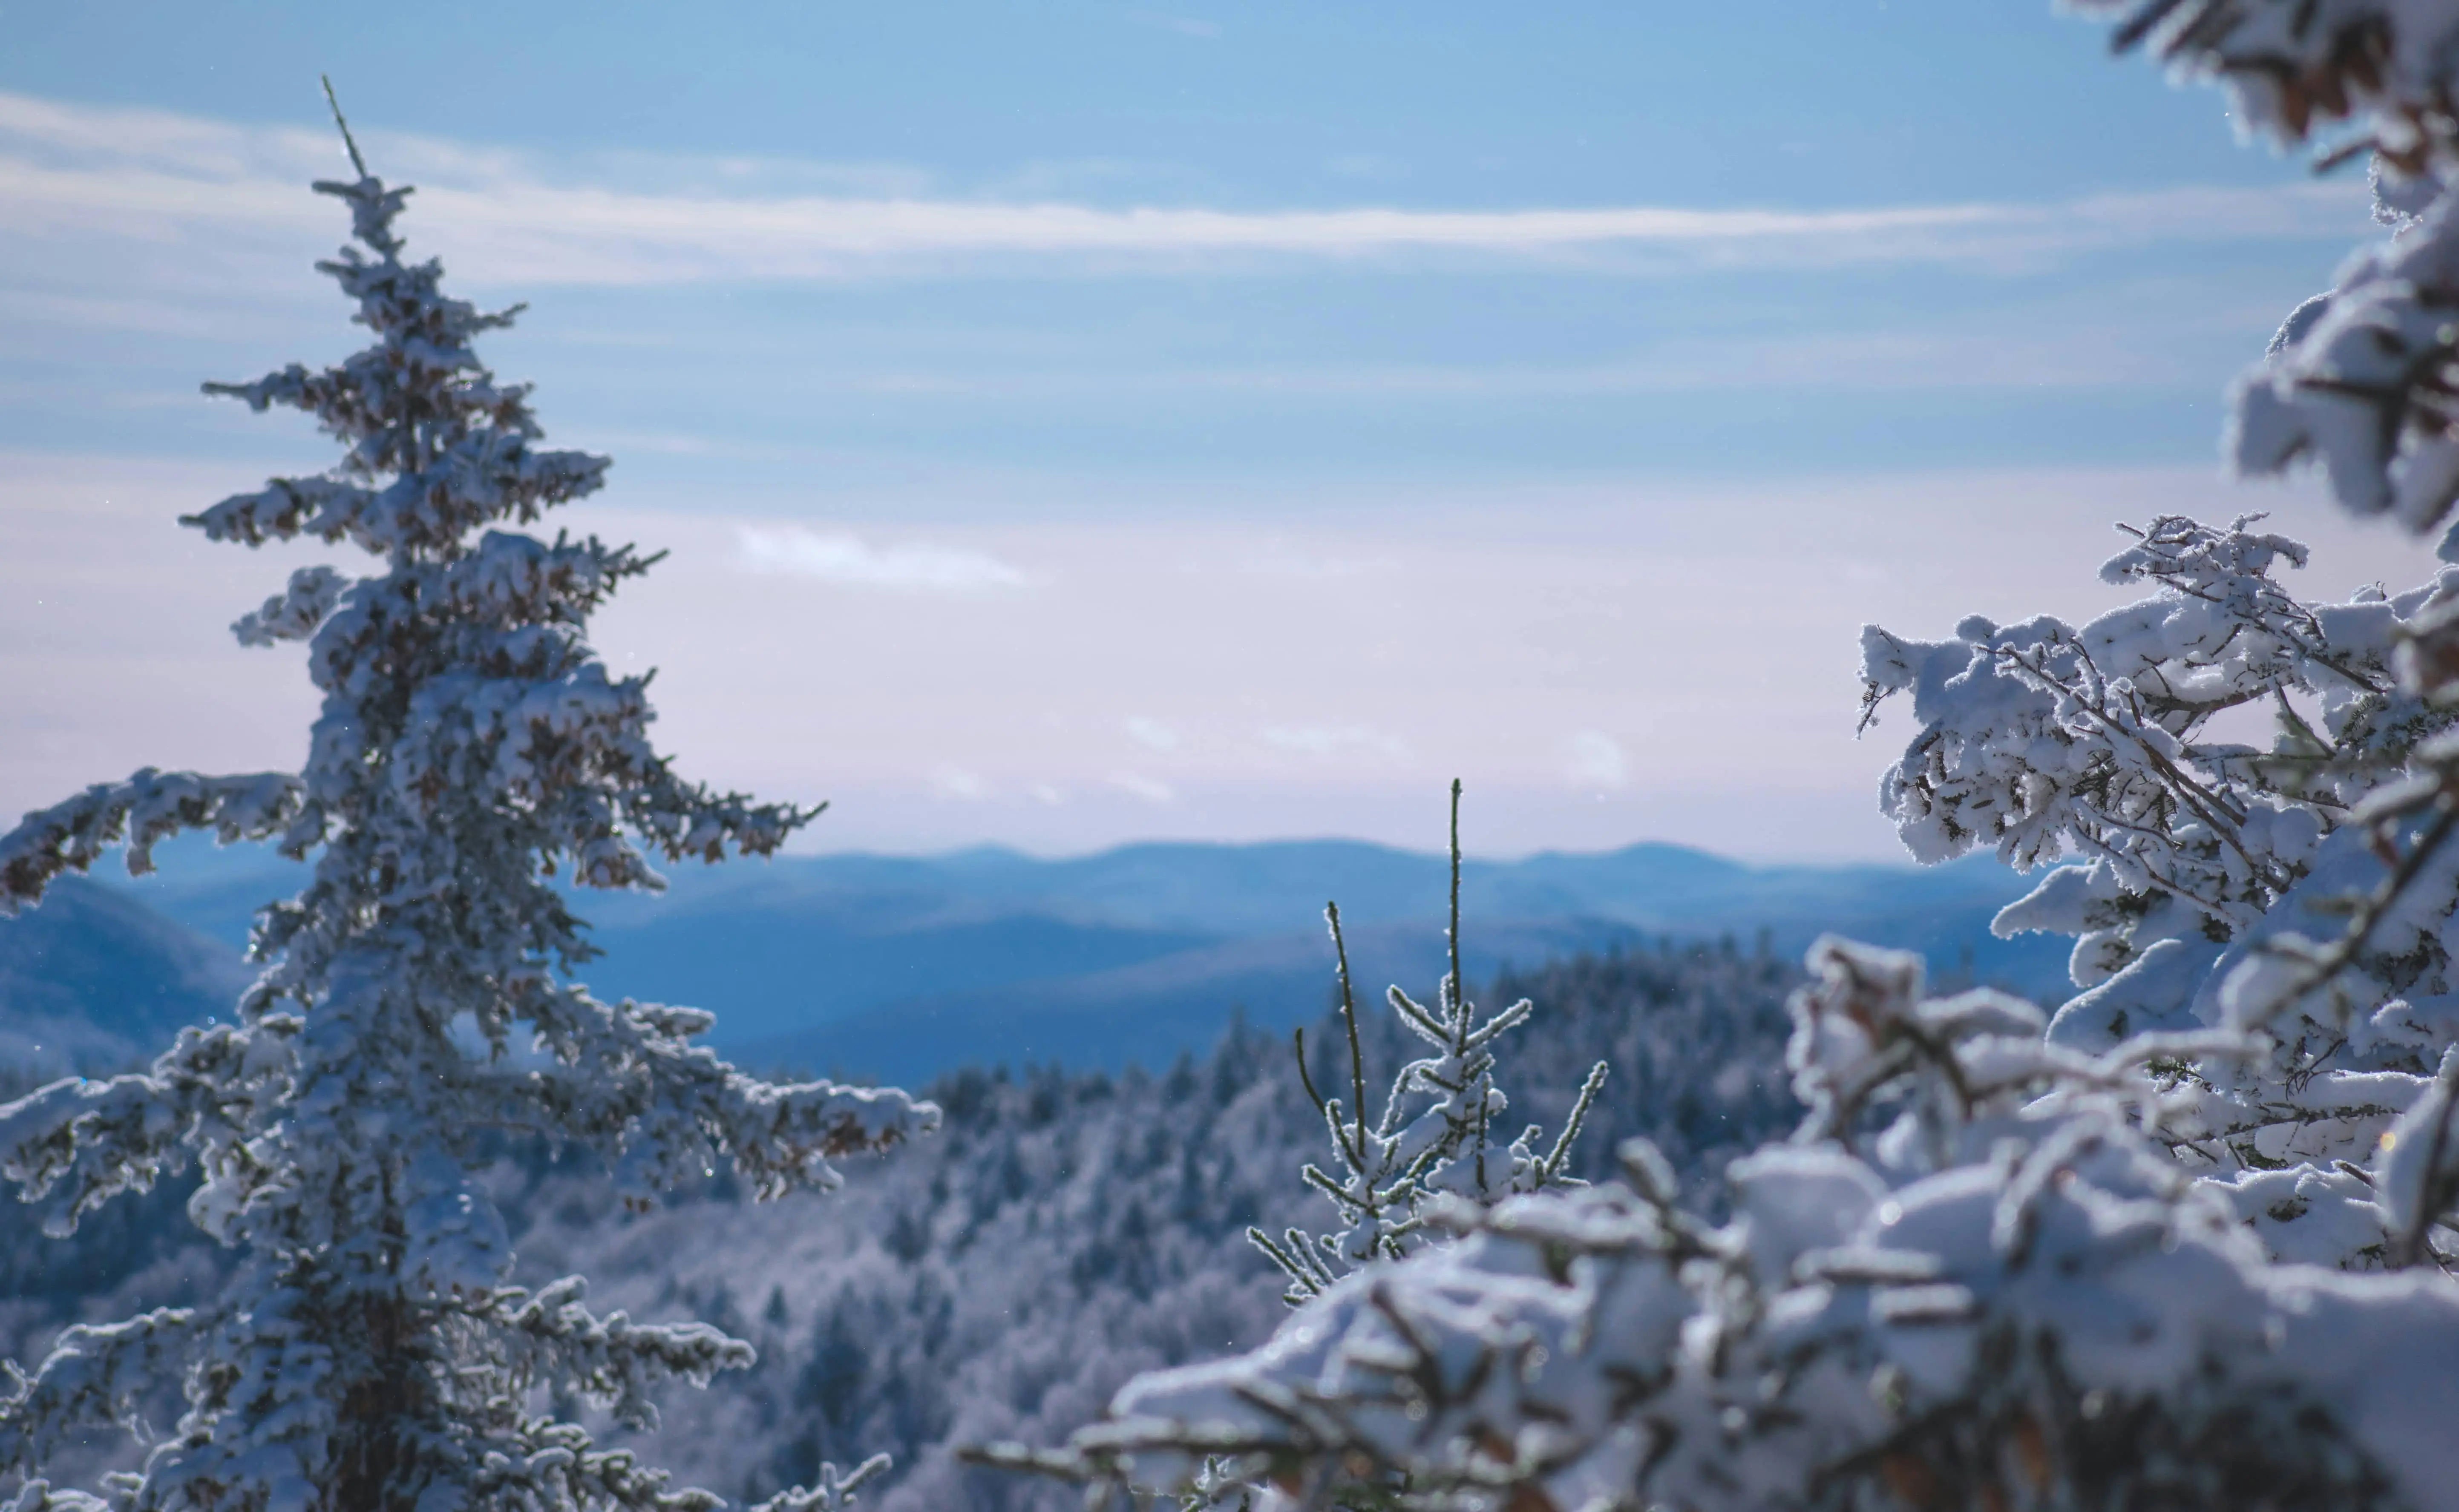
[20,2,2459,1510]
[0,946,1796,1511]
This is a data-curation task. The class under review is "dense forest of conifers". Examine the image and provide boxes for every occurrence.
[0,941,1799,1512]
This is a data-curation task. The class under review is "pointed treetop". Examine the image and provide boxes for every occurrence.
[321,74,369,180]
[310,76,408,260]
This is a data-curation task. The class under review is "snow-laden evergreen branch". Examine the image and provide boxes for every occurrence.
[2079,2,2459,538]
[0,772,307,917]
[0,115,933,1512]
[1855,512,2459,1242]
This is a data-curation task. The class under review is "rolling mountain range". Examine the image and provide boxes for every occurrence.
[0,833,2076,1088]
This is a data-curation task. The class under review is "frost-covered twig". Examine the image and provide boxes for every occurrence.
[751,1453,893,1512]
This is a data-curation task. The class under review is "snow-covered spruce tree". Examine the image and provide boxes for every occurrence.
[1244,782,1609,1304]
[0,110,932,1512]
[973,9,2459,1510]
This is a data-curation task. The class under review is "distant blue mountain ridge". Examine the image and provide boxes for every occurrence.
[17,834,2076,1087]
[0,876,251,1078]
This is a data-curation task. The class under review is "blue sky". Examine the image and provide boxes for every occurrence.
[0,1,2301,204]
[0,2,2436,859]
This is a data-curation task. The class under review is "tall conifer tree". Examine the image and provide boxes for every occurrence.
[0,96,932,1512]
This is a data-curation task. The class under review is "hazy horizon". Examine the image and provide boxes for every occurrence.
[4,2,2443,862]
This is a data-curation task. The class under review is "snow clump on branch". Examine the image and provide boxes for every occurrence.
[2077,0,2459,540]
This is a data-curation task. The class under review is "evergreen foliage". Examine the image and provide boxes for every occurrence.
[511,942,1795,1512]
[1248,785,1610,1305]
[0,942,1795,1512]
[1862,513,2459,1266]
[0,104,932,1512]
[996,8,2459,1509]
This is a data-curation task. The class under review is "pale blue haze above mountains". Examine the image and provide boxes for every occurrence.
[16,835,2074,1087]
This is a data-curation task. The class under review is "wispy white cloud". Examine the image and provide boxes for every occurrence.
[735,525,1027,589]
[1111,772,1176,804]
[0,90,2374,294]
[708,315,2231,400]
[1561,730,1628,790]
[932,763,989,800]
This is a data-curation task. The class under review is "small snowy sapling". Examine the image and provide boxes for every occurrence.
[1244,781,1609,1304]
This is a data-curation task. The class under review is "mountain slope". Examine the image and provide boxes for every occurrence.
[0,876,251,1076]
[752,913,1656,1085]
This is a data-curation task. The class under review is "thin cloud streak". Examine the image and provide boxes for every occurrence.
[736,525,1028,589]
[717,319,2234,400]
[0,90,2374,292]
